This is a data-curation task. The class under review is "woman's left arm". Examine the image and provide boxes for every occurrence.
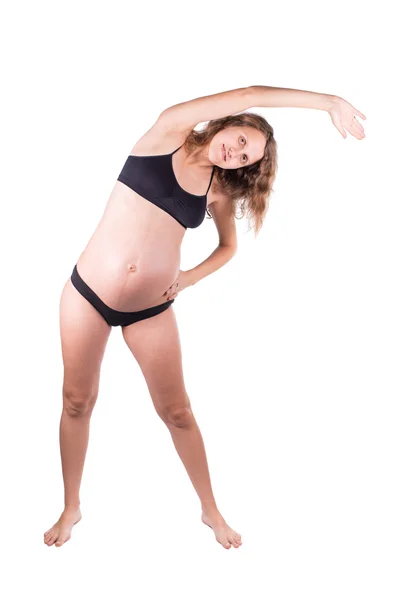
[248,85,367,139]
[164,245,236,300]
[187,243,237,287]
[163,195,237,300]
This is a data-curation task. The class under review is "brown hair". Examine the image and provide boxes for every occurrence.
[184,112,278,236]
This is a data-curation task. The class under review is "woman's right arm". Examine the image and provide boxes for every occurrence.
[158,86,253,131]
[131,87,253,153]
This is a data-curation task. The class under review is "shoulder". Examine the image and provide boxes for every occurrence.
[129,114,194,156]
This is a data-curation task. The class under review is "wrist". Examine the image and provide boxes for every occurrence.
[185,269,199,287]
[323,93,339,112]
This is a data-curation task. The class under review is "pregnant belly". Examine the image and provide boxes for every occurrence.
[75,183,185,311]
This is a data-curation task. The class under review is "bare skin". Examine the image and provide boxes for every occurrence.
[44,88,365,549]
[202,512,242,549]
[44,286,242,549]
[44,123,262,549]
[44,506,242,550]
[44,86,366,548]
[44,506,82,547]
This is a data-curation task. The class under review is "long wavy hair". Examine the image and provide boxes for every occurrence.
[183,112,278,236]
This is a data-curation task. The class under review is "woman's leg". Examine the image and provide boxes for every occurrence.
[121,306,242,550]
[44,278,112,547]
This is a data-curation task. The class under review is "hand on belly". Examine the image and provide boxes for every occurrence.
[77,234,181,312]
[115,261,180,311]
[162,269,192,301]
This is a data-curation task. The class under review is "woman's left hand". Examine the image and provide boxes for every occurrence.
[163,270,192,301]
[327,96,367,140]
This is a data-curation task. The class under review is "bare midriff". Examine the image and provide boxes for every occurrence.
[75,180,186,312]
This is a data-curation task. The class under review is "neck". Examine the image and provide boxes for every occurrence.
[186,143,213,169]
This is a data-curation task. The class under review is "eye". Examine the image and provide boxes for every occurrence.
[239,136,247,163]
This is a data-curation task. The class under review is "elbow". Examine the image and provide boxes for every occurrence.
[244,86,255,103]
[219,242,238,257]
[245,85,267,107]
[158,106,179,128]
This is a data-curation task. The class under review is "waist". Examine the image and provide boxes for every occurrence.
[78,184,184,272]
[75,244,181,312]
[104,181,186,236]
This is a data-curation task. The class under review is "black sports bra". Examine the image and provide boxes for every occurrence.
[117,145,215,229]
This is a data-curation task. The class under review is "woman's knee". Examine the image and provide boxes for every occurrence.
[158,399,194,428]
[62,388,98,417]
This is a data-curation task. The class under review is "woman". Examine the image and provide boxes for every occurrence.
[43,85,366,550]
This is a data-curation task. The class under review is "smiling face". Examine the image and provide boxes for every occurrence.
[209,125,266,169]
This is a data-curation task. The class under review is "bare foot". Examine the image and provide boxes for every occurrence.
[44,506,82,547]
[201,509,242,549]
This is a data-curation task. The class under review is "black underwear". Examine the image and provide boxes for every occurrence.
[70,264,174,328]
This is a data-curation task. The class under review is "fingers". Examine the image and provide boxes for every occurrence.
[352,106,367,120]
[169,283,179,299]
[334,119,347,139]
[334,114,365,139]
[350,118,365,139]
[165,282,179,300]
[163,284,174,296]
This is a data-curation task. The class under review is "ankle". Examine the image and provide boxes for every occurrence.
[201,503,220,515]
[64,502,81,510]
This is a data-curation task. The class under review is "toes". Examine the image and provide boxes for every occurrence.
[223,541,231,549]
[229,535,240,548]
[46,534,57,546]
[55,534,70,547]
[44,525,59,542]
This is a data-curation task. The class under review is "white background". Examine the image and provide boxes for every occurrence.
[1,0,399,598]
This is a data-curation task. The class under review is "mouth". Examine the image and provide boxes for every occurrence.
[221,144,227,162]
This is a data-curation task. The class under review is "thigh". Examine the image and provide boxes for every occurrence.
[60,278,112,397]
[121,305,187,415]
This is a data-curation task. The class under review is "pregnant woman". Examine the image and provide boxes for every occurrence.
[43,85,366,550]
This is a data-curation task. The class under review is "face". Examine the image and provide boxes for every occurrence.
[209,126,266,169]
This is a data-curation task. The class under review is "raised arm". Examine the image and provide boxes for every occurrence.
[248,85,334,111]
[159,85,334,132]
[158,86,253,130]
[246,85,366,139]
[159,85,366,140]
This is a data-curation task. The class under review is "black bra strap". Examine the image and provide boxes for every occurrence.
[206,165,215,195]
[171,144,183,155]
